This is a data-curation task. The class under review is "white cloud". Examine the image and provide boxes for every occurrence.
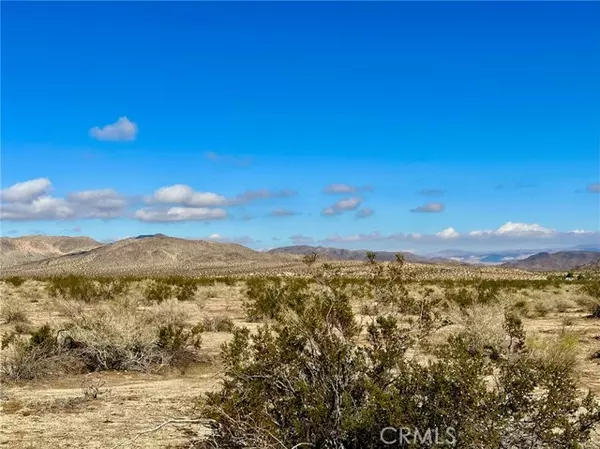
[436,227,460,239]
[469,222,554,238]
[410,202,445,213]
[89,117,138,141]
[322,197,363,216]
[0,178,52,202]
[148,185,296,207]
[150,184,228,207]
[1,196,75,221]
[1,179,128,221]
[67,188,128,218]
[318,222,599,247]
[134,207,228,222]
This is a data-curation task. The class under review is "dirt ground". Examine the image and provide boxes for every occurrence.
[2,280,600,448]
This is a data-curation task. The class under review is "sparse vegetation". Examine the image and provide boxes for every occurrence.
[198,260,600,448]
[3,269,600,447]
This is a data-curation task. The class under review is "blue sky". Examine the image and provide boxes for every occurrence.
[1,2,599,253]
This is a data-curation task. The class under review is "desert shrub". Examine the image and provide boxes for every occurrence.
[554,298,574,313]
[533,300,550,317]
[443,280,500,309]
[144,280,174,303]
[581,280,600,300]
[0,298,29,324]
[197,263,600,449]
[1,300,203,381]
[0,324,85,382]
[198,316,235,333]
[62,300,201,371]
[580,280,600,318]
[47,276,128,303]
[157,323,203,368]
[4,276,25,288]
[243,277,311,321]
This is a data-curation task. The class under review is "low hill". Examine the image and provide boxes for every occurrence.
[0,235,102,268]
[267,245,438,264]
[501,251,600,272]
[2,234,299,277]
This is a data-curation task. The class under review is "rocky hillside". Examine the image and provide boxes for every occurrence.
[0,235,102,268]
[2,234,299,276]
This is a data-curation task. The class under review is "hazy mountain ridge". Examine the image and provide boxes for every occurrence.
[501,251,600,271]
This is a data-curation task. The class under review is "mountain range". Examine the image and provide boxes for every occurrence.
[1,235,599,276]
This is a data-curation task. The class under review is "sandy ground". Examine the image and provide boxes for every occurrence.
[2,281,600,448]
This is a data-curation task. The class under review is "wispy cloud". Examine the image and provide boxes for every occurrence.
[355,207,374,219]
[204,151,253,167]
[290,233,314,244]
[323,184,372,194]
[89,117,138,141]
[206,233,256,245]
[418,189,444,197]
[270,208,298,217]
[322,197,363,216]
[587,183,600,193]
[410,202,445,213]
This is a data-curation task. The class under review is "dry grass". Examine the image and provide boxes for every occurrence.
[0,298,30,324]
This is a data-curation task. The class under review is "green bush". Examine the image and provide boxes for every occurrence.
[243,277,311,321]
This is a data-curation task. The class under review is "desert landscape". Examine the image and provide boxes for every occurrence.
[3,1,600,447]
[1,235,600,448]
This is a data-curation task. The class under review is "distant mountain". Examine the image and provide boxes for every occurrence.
[501,251,600,272]
[428,244,600,266]
[0,235,102,268]
[2,234,298,276]
[267,245,436,264]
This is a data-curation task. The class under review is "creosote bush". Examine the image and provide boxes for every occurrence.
[47,275,129,303]
[198,257,600,449]
[4,276,26,288]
